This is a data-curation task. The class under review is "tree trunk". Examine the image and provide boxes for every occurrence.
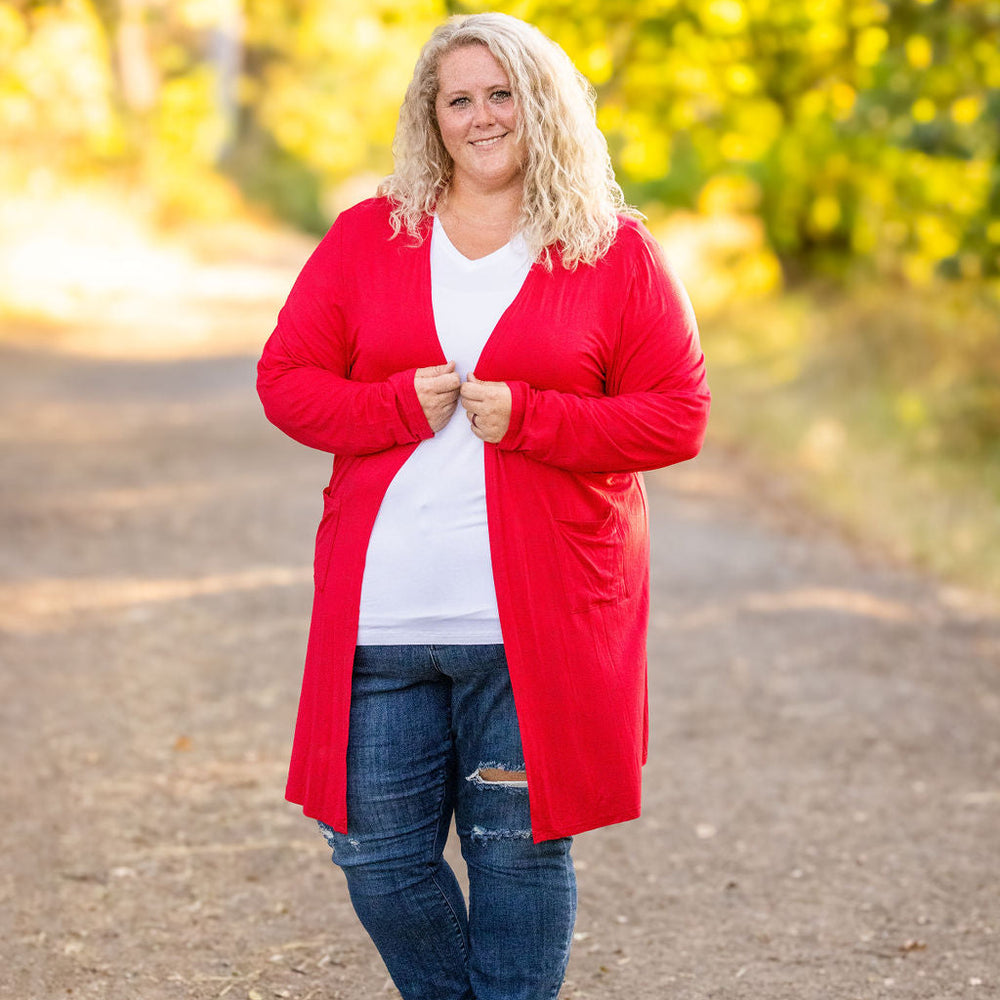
[207,0,244,162]
[116,0,158,113]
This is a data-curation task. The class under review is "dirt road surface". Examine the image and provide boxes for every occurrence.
[1,225,998,1000]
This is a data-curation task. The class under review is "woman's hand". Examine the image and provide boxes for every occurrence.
[415,362,462,432]
[461,373,512,443]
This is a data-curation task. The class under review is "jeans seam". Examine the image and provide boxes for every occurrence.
[427,643,444,675]
[426,689,469,965]
[540,843,576,1000]
[428,868,470,964]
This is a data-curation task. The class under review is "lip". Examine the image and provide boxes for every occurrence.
[470,133,508,147]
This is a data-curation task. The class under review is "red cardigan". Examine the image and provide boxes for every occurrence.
[257,197,710,842]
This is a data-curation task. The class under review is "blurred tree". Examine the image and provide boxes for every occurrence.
[206,0,243,160]
[468,0,1000,285]
[227,0,445,228]
[0,0,119,177]
[1,0,997,278]
[115,0,159,113]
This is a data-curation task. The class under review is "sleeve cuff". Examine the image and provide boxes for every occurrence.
[497,380,530,451]
[389,368,435,441]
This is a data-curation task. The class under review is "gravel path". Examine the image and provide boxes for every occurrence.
[1,231,998,1000]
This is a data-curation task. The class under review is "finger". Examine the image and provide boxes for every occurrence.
[415,361,456,378]
[427,373,461,393]
[460,381,487,402]
[428,399,459,431]
[467,374,506,388]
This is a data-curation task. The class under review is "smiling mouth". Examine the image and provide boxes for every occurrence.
[470,133,508,147]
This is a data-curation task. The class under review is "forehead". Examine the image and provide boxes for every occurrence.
[436,44,510,92]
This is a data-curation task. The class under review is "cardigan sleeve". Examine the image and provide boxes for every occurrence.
[496,227,710,474]
[257,216,433,456]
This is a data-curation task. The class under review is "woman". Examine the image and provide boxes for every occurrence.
[257,12,710,1000]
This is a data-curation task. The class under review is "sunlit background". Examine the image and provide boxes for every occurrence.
[1,0,998,589]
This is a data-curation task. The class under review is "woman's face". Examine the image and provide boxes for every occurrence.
[434,44,524,197]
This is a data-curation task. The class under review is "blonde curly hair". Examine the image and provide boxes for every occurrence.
[378,12,635,269]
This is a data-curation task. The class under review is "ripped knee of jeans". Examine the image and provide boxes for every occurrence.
[317,820,361,855]
[465,762,528,790]
[467,824,533,844]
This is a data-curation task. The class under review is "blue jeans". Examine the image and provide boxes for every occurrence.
[318,644,576,1000]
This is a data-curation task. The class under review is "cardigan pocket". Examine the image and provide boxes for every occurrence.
[554,512,625,613]
[313,489,341,592]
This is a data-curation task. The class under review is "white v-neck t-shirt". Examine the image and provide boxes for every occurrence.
[356,216,533,644]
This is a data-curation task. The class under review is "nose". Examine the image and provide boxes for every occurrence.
[472,98,496,127]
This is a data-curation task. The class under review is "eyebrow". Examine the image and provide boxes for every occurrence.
[438,81,512,99]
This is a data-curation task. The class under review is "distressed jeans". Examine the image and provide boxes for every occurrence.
[318,644,576,1000]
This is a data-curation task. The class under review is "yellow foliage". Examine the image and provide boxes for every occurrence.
[808,194,842,235]
[830,81,857,120]
[719,97,783,160]
[808,20,847,54]
[910,97,936,123]
[950,94,982,125]
[718,133,749,162]
[1,0,115,150]
[596,102,624,133]
[746,251,784,296]
[739,100,784,143]
[697,174,762,215]
[920,158,987,214]
[583,43,613,85]
[155,70,224,166]
[851,217,878,254]
[825,152,851,179]
[915,213,960,261]
[905,35,933,70]
[0,0,996,293]
[620,131,672,183]
[649,209,781,317]
[704,0,747,33]
[901,252,936,286]
[849,1,890,28]
[244,0,442,201]
[725,64,758,95]
[0,6,27,51]
[799,89,828,120]
[855,26,889,67]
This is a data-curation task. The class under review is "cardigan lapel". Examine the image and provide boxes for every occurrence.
[420,212,542,378]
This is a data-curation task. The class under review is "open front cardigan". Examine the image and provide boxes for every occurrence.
[257,197,710,842]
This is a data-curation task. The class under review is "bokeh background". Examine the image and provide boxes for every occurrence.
[1,0,998,590]
[3,6,1000,998]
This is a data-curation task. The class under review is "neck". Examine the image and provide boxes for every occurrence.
[440,177,522,233]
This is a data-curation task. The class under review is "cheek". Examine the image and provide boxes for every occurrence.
[438,114,466,148]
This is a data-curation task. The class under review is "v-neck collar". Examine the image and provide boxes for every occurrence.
[420,214,539,375]
[432,214,529,269]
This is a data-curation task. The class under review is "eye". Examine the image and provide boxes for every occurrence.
[491,90,512,102]
[448,96,470,107]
